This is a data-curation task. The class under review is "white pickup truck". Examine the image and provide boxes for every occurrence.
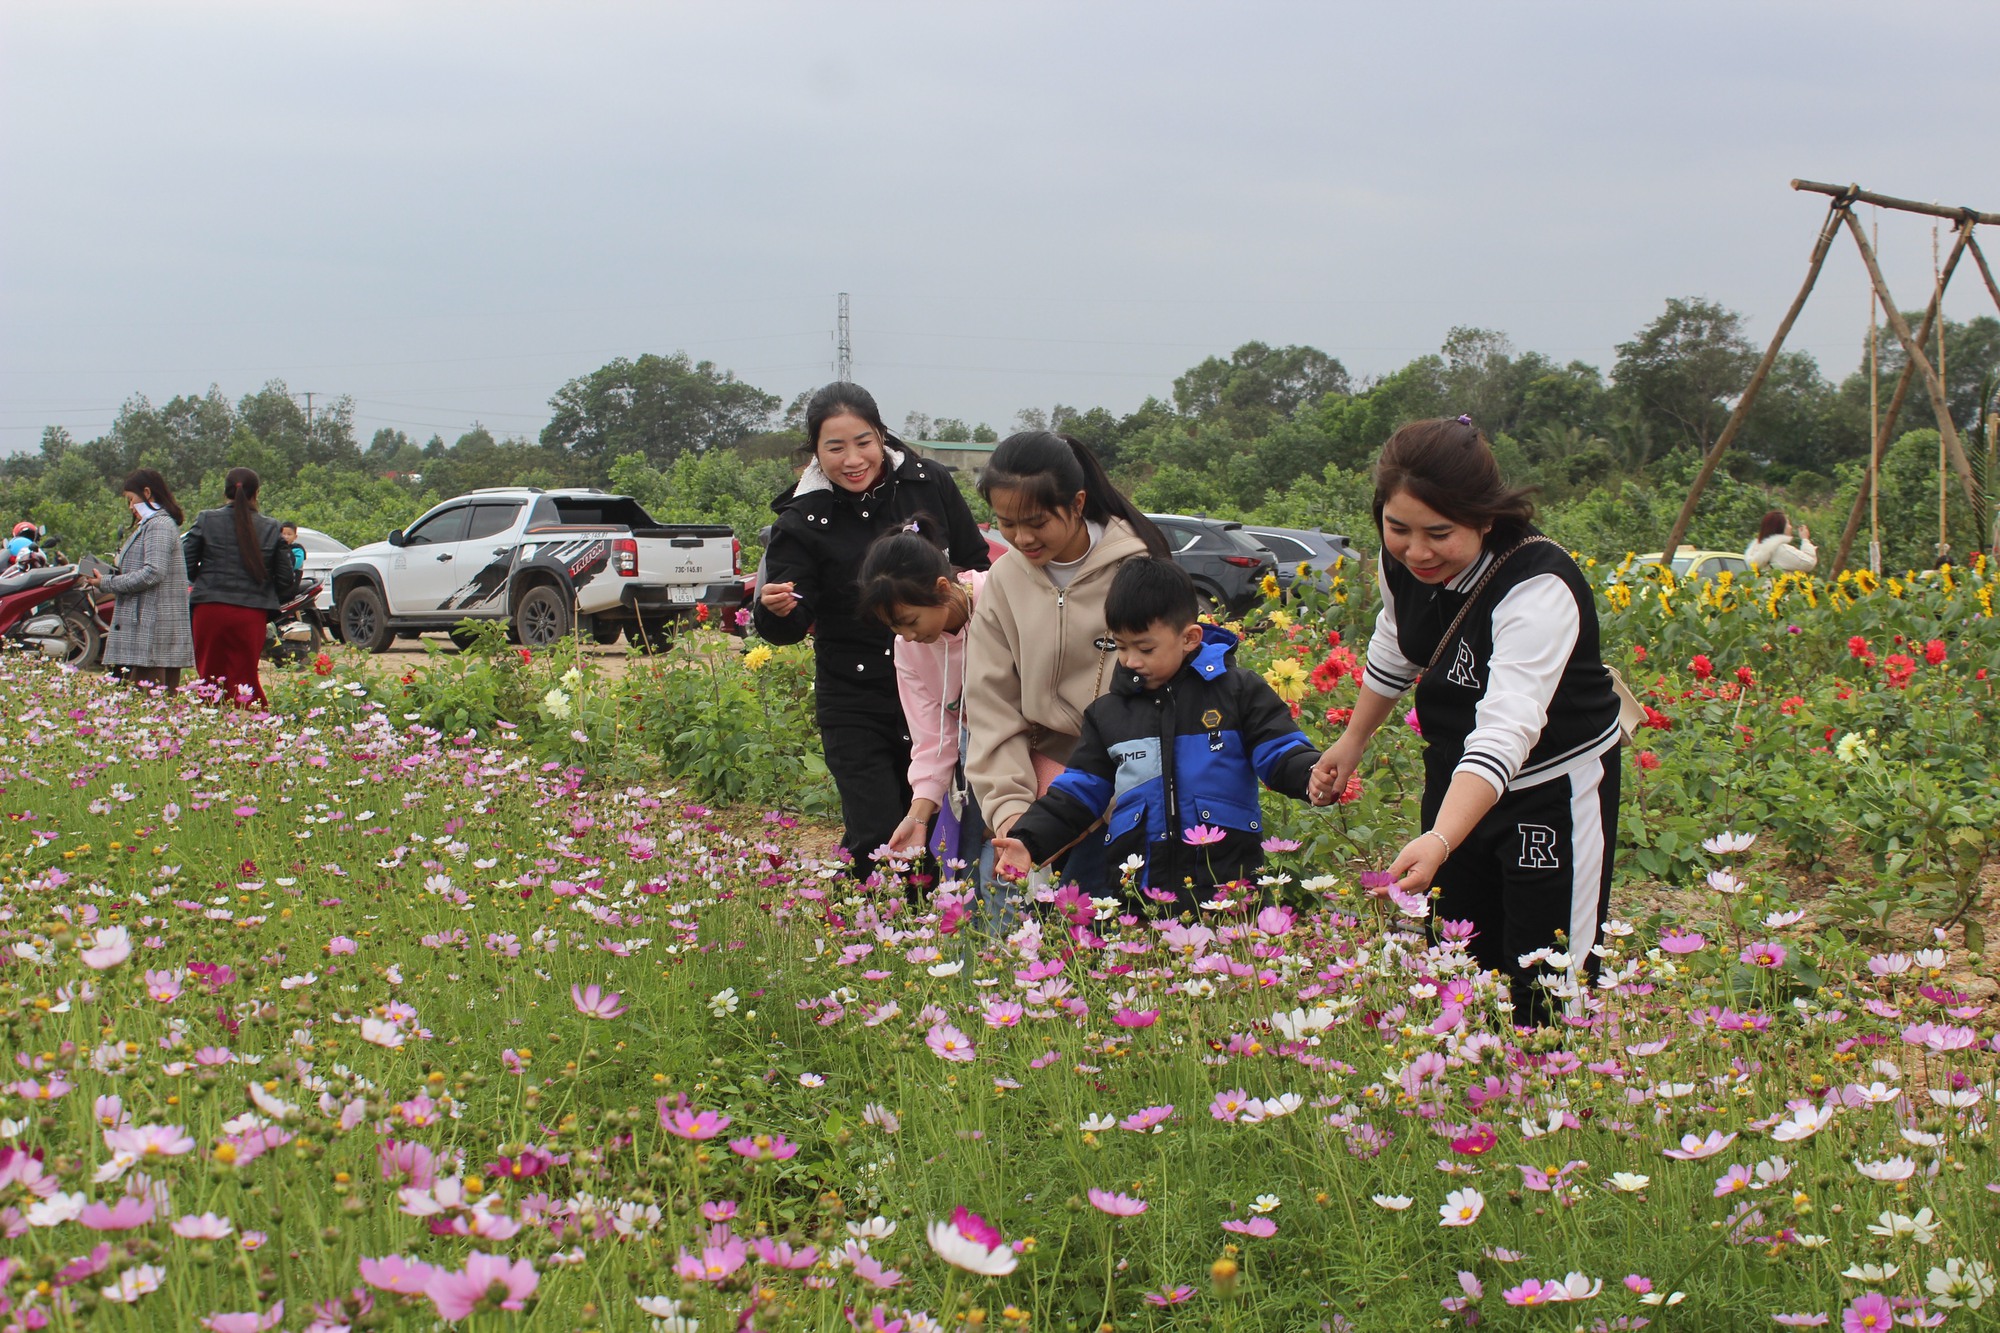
[329,487,743,653]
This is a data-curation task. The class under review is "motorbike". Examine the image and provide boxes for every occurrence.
[264,578,330,667]
[2,552,110,668]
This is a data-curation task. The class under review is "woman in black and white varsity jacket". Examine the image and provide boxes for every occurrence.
[1309,417,1621,1024]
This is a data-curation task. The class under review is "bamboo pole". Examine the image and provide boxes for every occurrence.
[1830,222,1972,575]
[1868,216,1882,573]
[1792,179,2000,228]
[1840,209,1981,517]
[1661,202,1848,559]
[1970,233,2000,315]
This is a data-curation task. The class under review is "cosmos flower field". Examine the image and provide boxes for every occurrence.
[2,555,2000,1331]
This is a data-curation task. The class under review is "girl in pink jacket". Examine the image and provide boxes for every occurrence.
[856,519,990,864]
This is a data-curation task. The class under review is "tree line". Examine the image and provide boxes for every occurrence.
[4,298,1995,573]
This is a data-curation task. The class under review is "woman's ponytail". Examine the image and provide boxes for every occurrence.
[224,467,267,582]
[979,431,1170,558]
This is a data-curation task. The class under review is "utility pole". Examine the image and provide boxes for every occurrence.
[836,293,851,382]
[299,391,317,438]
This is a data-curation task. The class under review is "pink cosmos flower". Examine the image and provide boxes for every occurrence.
[751,1237,818,1270]
[926,1022,976,1063]
[1087,1189,1147,1217]
[1210,1089,1252,1122]
[1259,837,1301,854]
[358,1255,443,1295]
[1773,1316,1830,1327]
[1253,905,1296,936]
[1144,1285,1196,1305]
[104,1124,195,1158]
[199,1302,284,1333]
[1658,929,1707,955]
[674,1235,748,1284]
[54,1244,111,1287]
[1111,1008,1158,1029]
[80,926,132,970]
[1840,1293,1893,1332]
[849,1249,905,1289]
[981,1001,1024,1029]
[1740,941,1787,969]
[727,1133,800,1162]
[1183,824,1226,846]
[326,936,357,955]
[1119,1104,1175,1133]
[173,1213,235,1239]
[1404,707,1422,734]
[427,1252,539,1318]
[80,1196,156,1231]
[1221,1216,1276,1237]
[1503,1279,1560,1307]
[144,969,183,1003]
[569,984,627,1019]
[701,1201,738,1222]
[926,1207,1015,1276]
[657,1101,731,1140]
[1663,1130,1737,1160]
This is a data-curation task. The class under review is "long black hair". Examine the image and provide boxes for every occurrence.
[855,514,957,626]
[978,432,1170,557]
[223,466,268,582]
[117,469,184,526]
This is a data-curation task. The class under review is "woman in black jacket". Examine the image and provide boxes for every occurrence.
[754,384,990,873]
[183,467,298,709]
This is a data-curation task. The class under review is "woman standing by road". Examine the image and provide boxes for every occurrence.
[85,469,194,692]
[753,383,991,874]
[1743,510,1817,573]
[183,467,297,709]
[963,432,1170,894]
[1309,417,1622,1025]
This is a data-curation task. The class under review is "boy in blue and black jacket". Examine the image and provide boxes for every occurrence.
[992,558,1319,910]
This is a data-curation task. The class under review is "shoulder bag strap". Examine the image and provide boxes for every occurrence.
[1419,536,1562,677]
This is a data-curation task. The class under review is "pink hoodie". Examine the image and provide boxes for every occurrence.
[895,570,987,806]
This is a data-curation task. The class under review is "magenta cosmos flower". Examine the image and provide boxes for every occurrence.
[1658,929,1707,955]
[358,1255,443,1295]
[1182,824,1226,846]
[1087,1189,1147,1217]
[1740,941,1787,969]
[1840,1293,1893,1331]
[1221,1216,1277,1237]
[728,1133,800,1161]
[570,983,627,1019]
[199,1303,284,1333]
[1144,1286,1196,1306]
[1119,1105,1175,1133]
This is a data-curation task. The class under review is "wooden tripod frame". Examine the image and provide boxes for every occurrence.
[1658,180,2000,573]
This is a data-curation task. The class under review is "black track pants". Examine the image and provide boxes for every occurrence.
[1425,748,1621,1025]
[816,683,914,876]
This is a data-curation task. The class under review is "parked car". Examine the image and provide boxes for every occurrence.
[293,527,349,615]
[1633,546,1751,580]
[329,487,743,653]
[1145,514,1277,619]
[1239,525,1367,597]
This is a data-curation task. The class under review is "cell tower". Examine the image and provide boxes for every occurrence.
[836,292,852,382]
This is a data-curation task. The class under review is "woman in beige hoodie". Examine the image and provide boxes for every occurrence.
[963,432,1171,893]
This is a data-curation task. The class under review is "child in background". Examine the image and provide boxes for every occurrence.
[991,557,1320,911]
[855,517,989,878]
[278,522,306,577]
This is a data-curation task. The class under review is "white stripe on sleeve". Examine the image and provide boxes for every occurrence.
[1361,559,1420,698]
[1453,572,1579,796]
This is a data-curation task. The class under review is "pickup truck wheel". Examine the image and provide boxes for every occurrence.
[589,619,623,646]
[515,585,572,648]
[631,616,676,655]
[338,585,396,654]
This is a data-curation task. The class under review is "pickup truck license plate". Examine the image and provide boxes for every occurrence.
[668,586,702,604]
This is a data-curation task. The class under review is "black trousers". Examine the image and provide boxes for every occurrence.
[1425,748,1621,1025]
[816,682,914,876]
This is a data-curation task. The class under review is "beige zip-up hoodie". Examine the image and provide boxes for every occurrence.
[964,517,1152,836]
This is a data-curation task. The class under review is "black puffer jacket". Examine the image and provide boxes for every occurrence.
[753,446,989,700]
[183,509,298,611]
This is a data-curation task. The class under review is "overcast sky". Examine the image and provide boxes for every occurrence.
[4,1,1996,454]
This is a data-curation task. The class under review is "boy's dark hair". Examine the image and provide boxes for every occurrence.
[1104,557,1197,635]
[855,514,954,626]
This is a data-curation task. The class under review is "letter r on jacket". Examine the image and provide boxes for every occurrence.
[1517,824,1559,869]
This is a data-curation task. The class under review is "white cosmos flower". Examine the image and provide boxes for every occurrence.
[1853,1156,1917,1183]
[1371,1194,1413,1210]
[1607,1173,1651,1193]
[1926,1257,1994,1310]
[845,1216,897,1239]
[1080,1114,1117,1132]
[926,960,965,978]
[1867,1208,1940,1244]
[1438,1188,1484,1227]
[1770,1105,1836,1142]
[1702,831,1756,854]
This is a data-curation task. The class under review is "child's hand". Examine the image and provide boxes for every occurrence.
[1385,832,1448,895]
[989,836,1033,880]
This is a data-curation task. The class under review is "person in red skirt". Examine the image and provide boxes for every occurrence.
[183,467,298,708]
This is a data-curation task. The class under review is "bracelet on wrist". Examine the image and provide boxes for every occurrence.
[1422,828,1452,858]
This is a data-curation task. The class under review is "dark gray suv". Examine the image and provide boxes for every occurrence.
[1146,514,1278,619]
[1239,525,1367,597]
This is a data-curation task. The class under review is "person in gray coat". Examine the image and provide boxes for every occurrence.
[83,469,195,691]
